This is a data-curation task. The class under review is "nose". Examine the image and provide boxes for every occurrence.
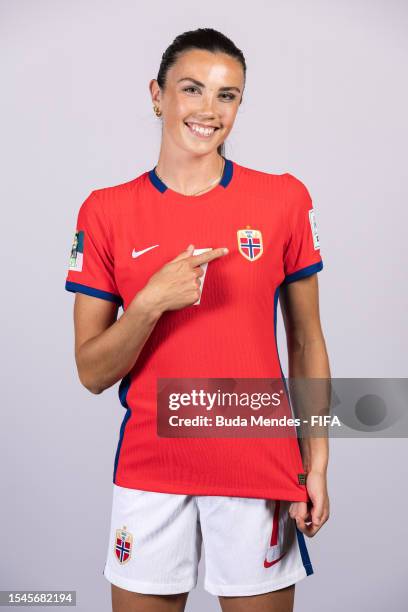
[197,90,218,117]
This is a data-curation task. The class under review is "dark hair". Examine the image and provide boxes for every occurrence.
[156,28,246,157]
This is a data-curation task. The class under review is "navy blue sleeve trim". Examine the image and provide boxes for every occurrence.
[65,281,123,305]
[283,260,323,284]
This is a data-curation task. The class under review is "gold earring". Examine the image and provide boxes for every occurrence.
[153,105,162,117]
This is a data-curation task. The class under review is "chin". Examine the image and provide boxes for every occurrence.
[180,139,218,157]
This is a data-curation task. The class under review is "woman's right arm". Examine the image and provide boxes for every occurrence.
[72,245,227,394]
[73,290,162,395]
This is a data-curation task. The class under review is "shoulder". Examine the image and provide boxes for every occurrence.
[233,161,311,197]
[284,172,313,206]
[234,160,285,185]
[90,170,148,211]
[77,170,149,227]
[232,161,314,211]
[230,161,285,203]
[282,173,316,235]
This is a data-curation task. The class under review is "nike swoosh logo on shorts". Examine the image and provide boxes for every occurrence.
[132,244,159,258]
[263,551,287,568]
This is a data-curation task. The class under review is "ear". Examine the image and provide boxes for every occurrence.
[149,78,161,104]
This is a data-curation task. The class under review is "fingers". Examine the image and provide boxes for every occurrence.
[310,497,325,528]
[193,266,204,278]
[169,244,229,267]
[289,501,316,537]
[295,516,325,537]
[292,504,328,537]
[289,501,307,523]
[189,247,228,267]
[170,244,195,262]
[294,505,318,536]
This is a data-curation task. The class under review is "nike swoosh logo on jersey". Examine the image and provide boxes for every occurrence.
[263,551,287,568]
[132,245,159,258]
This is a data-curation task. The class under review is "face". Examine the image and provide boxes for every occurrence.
[150,49,244,156]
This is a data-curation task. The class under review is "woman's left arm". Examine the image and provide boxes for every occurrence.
[279,273,331,537]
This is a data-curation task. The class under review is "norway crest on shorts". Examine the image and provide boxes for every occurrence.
[237,227,263,261]
[114,525,133,564]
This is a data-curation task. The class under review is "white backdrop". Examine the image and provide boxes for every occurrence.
[1,1,407,610]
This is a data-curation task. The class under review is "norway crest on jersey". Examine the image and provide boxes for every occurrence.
[237,227,263,262]
[114,525,133,564]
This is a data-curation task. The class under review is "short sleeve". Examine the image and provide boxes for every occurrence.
[65,190,123,305]
[282,173,324,284]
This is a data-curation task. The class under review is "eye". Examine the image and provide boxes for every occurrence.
[219,92,236,101]
[183,86,200,94]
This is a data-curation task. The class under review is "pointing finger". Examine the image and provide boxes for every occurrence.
[190,247,228,267]
[170,244,195,262]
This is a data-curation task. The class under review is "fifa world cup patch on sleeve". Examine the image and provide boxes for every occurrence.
[69,229,84,271]
[308,209,320,250]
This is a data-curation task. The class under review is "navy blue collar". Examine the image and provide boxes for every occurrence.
[148,157,233,194]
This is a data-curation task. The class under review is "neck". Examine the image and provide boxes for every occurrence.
[155,148,224,195]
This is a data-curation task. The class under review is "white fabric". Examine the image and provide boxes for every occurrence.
[102,484,312,597]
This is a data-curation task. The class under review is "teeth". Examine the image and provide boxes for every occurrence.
[186,123,215,136]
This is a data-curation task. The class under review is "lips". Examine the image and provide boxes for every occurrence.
[184,122,220,139]
[184,120,220,128]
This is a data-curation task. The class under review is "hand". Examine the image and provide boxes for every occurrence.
[138,244,228,314]
[288,470,330,537]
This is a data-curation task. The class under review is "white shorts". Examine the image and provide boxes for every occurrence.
[102,484,313,597]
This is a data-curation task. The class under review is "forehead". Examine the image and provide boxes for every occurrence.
[167,48,244,84]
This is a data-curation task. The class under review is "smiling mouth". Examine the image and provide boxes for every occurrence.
[184,122,220,139]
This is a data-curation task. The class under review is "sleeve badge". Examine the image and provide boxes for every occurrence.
[68,229,84,271]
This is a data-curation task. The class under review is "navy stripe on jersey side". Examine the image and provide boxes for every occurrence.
[65,281,123,306]
[283,260,323,284]
[113,373,132,482]
[273,285,297,422]
[113,408,131,483]
[118,372,131,409]
[274,285,314,576]
[273,286,288,392]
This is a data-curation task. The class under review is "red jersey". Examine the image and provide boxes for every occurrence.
[65,158,323,501]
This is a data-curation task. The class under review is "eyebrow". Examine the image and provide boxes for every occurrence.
[177,77,241,93]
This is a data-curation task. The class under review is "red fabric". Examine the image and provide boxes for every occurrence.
[65,160,323,501]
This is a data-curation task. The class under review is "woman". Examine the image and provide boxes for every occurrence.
[65,27,330,612]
